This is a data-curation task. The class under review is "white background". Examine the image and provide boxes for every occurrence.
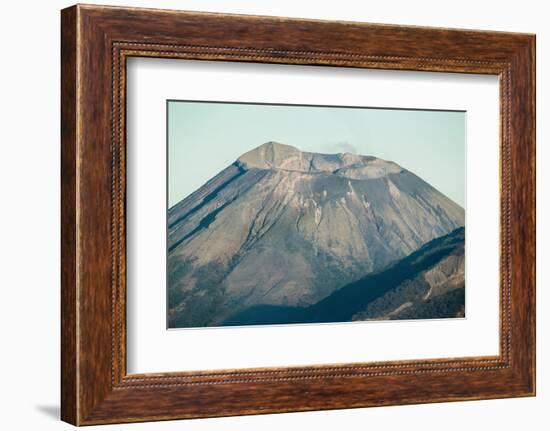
[0,0,547,430]
[127,59,500,373]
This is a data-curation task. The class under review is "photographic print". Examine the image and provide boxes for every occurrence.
[167,101,465,329]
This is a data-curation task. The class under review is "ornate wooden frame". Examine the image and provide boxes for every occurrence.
[61,4,535,425]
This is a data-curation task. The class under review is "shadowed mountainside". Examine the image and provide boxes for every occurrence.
[222,227,465,326]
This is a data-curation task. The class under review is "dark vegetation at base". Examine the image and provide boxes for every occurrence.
[393,287,465,320]
[352,278,431,320]
[221,227,465,326]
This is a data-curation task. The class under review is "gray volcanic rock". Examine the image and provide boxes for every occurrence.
[167,142,465,328]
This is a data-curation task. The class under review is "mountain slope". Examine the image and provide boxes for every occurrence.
[222,227,465,326]
[168,142,464,328]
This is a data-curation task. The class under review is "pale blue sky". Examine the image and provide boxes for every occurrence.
[168,101,465,208]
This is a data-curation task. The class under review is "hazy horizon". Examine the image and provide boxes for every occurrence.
[168,101,465,207]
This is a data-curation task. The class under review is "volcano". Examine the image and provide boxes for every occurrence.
[167,142,464,328]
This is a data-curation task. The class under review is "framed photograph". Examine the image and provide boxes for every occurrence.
[164,100,467,330]
[61,4,535,425]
